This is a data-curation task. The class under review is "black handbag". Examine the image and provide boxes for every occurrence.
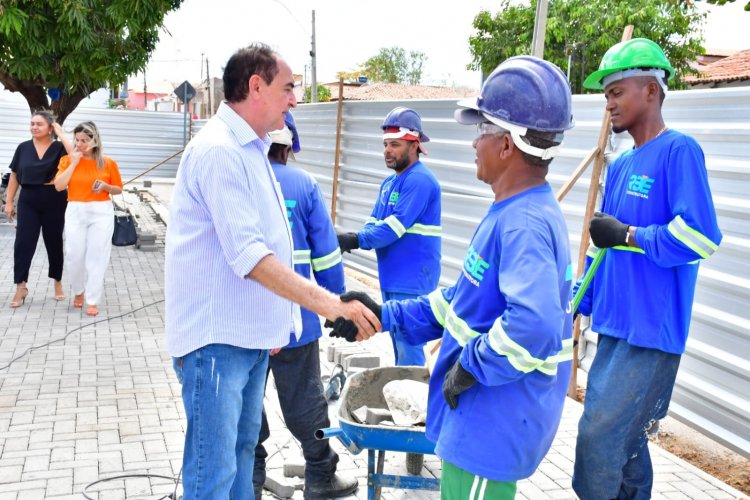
[112,198,138,246]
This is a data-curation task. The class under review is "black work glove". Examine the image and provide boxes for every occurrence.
[327,317,359,342]
[589,212,629,248]
[442,359,477,410]
[337,232,360,253]
[339,291,382,320]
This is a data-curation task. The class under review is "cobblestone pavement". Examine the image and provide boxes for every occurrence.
[0,183,745,500]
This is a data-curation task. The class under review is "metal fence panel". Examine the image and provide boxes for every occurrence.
[0,101,186,181]
[291,89,750,457]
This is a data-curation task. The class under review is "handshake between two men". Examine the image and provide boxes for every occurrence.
[326,291,382,341]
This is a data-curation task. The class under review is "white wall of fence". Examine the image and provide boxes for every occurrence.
[0,100,186,182]
[286,89,750,457]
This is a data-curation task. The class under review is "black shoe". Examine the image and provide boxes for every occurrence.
[304,473,358,499]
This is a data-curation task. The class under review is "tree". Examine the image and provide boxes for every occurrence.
[304,84,331,103]
[706,0,749,11]
[0,0,184,124]
[360,47,427,85]
[468,0,706,93]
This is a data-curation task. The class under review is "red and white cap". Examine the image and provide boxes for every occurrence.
[382,127,428,154]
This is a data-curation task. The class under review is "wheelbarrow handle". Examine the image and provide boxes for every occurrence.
[315,427,362,454]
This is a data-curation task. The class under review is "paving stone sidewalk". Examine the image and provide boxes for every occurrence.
[0,186,745,500]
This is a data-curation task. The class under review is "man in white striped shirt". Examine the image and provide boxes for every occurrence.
[165,43,379,500]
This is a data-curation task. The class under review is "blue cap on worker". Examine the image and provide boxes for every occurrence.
[284,112,301,153]
[382,107,429,154]
[455,55,574,160]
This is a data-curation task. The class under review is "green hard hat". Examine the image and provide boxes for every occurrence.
[584,38,675,90]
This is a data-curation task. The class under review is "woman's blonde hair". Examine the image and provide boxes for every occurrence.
[73,121,105,169]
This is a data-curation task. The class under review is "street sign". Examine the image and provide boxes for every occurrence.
[174,81,196,103]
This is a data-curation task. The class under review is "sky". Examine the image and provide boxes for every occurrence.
[133,0,750,92]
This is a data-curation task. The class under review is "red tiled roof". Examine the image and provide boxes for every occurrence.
[685,49,750,84]
[322,82,479,101]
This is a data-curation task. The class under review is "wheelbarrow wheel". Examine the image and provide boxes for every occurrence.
[406,452,424,475]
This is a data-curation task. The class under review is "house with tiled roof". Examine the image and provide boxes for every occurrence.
[321,81,478,101]
[685,49,750,88]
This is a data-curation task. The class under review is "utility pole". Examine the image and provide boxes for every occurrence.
[531,0,549,59]
[143,70,147,110]
[206,58,212,117]
[310,10,317,103]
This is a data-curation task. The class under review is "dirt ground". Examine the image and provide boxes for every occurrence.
[652,418,750,495]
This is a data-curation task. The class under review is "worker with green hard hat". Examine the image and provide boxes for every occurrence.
[572,38,723,500]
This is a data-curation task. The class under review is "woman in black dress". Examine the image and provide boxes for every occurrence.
[4,111,72,308]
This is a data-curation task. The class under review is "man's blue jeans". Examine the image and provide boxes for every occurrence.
[173,344,269,500]
[572,335,681,500]
[382,291,426,366]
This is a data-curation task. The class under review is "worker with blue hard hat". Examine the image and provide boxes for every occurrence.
[252,112,358,499]
[336,106,442,369]
[334,56,576,498]
[572,38,722,500]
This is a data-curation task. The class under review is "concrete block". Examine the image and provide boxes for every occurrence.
[343,354,380,370]
[352,405,368,424]
[365,408,393,425]
[283,461,306,478]
[334,347,366,365]
[264,472,295,498]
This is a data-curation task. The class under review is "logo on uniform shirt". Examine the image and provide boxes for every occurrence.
[285,199,297,228]
[627,174,655,199]
[463,245,490,287]
[388,191,399,205]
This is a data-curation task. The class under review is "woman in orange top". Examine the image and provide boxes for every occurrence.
[54,122,123,316]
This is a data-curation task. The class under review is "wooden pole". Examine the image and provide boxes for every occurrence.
[556,147,598,202]
[567,25,634,399]
[330,77,345,225]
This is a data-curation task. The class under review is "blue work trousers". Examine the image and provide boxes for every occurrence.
[173,344,268,500]
[572,335,681,500]
[383,290,426,366]
[253,340,337,488]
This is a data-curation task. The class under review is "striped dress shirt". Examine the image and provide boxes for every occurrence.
[165,102,302,357]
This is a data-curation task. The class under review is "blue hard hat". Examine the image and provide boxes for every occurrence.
[456,56,574,133]
[381,107,430,143]
[284,112,301,153]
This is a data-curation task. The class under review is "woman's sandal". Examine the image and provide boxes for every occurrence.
[86,304,98,317]
[54,281,65,301]
[9,287,28,308]
[73,294,85,308]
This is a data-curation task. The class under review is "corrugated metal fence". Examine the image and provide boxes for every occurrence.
[0,101,185,181]
[2,90,747,456]
[287,89,750,457]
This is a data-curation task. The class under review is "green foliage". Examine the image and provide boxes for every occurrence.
[706,0,750,11]
[305,84,332,103]
[361,47,427,85]
[468,0,707,93]
[0,0,184,122]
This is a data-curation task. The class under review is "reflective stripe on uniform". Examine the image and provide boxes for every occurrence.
[311,248,342,272]
[293,249,311,265]
[405,223,442,237]
[667,214,718,259]
[364,217,440,238]
[429,290,572,375]
[487,317,574,375]
[384,215,406,237]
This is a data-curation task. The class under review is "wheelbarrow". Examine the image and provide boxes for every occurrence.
[316,366,440,500]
